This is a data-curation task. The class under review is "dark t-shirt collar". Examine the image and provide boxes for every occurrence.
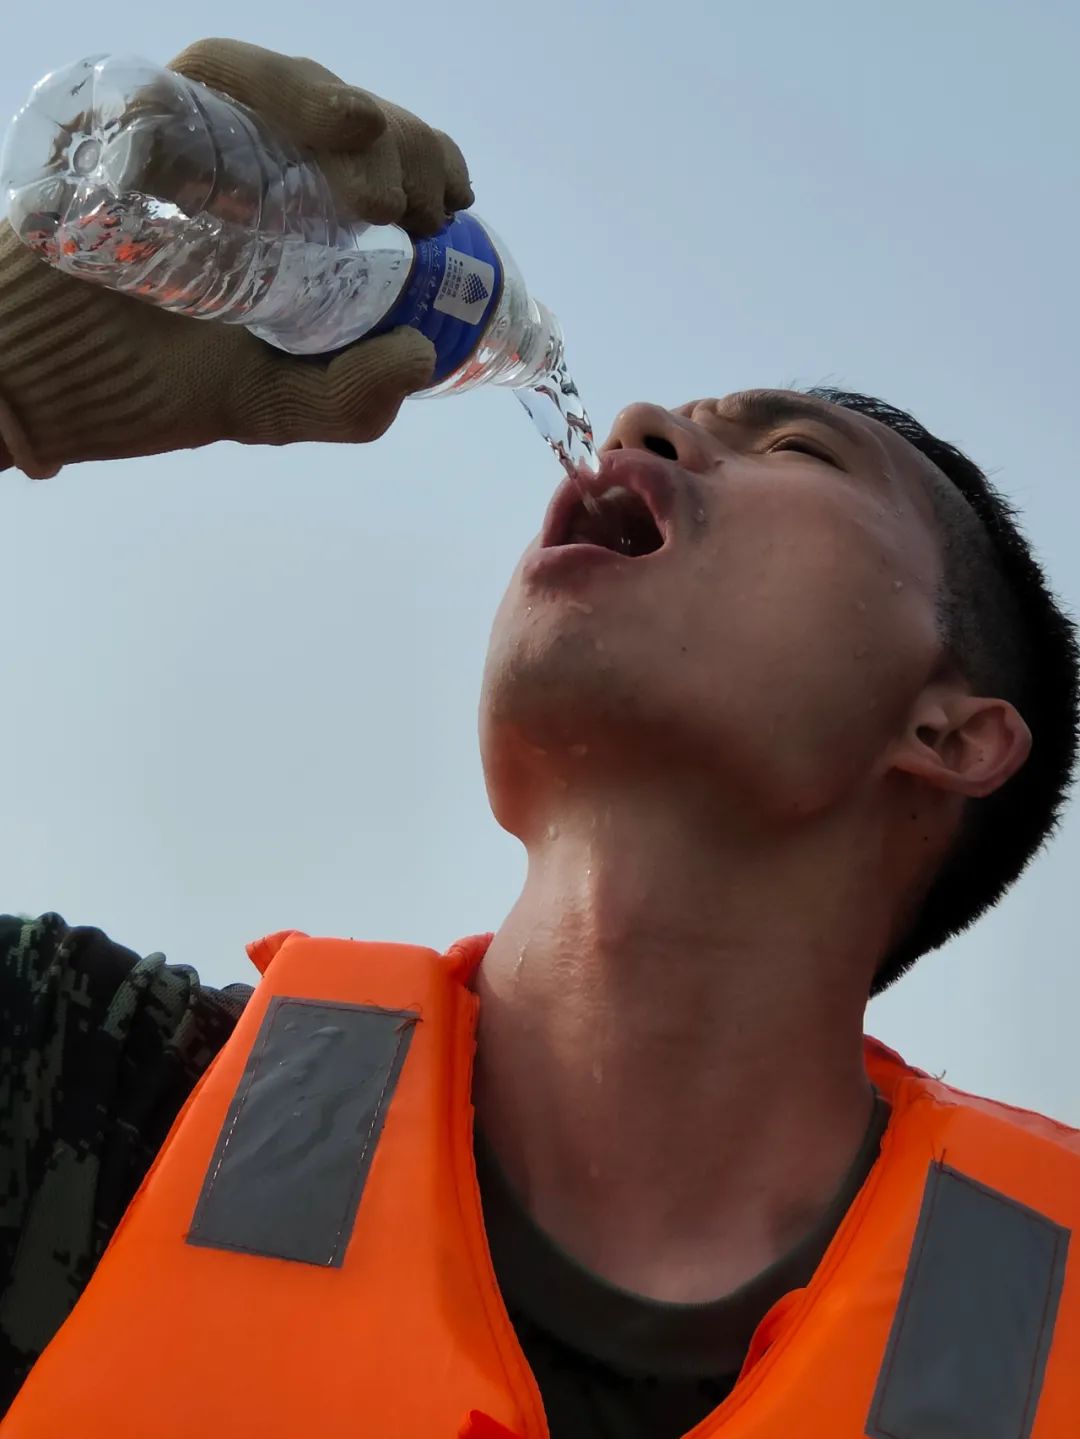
[475,1093,890,1379]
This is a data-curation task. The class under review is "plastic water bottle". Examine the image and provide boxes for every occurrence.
[0,53,566,399]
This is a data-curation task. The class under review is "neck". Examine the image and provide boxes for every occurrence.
[472,783,883,1302]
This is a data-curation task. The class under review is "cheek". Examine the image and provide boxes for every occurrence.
[730,488,916,612]
[681,513,872,642]
[676,502,935,698]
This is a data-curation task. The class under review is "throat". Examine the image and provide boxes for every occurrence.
[472,945,874,1301]
[471,791,881,1300]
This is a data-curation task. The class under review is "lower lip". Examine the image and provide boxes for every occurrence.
[523,543,638,581]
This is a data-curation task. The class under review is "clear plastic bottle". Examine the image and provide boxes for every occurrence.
[0,53,564,397]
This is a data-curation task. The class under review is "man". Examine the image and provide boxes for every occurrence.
[1,37,1078,1439]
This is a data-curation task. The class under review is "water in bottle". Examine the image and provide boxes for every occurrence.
[0,53,599,486]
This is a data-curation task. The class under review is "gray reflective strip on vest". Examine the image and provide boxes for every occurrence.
[188,997,417,1267]
[867,1161,1069,1439]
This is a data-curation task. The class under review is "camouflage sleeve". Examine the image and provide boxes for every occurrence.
[0,912,253,1415]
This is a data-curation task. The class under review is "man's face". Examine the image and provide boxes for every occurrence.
[480,389,950,830]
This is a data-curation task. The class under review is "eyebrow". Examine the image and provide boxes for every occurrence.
[715,392,866,447]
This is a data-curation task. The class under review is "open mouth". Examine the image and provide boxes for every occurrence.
[552,486,666,557]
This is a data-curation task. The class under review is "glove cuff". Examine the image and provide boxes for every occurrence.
[0,227,159,478]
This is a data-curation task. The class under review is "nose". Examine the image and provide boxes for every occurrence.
[601,403,715,473]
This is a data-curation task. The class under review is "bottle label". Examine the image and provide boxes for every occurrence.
[372,212,503,384]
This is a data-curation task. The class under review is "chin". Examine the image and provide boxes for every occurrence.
[480,618,647,750]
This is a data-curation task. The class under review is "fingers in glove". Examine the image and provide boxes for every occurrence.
[377,100,469,236]
[320,141,406,226]
[309,106,472,230]
[168,39,386,151]
[440,131,475,215]
[237,327,436,447]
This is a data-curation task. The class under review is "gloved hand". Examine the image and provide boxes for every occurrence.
[0,39,475,479]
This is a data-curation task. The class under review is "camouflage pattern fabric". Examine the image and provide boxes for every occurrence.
[0,913,252,1414]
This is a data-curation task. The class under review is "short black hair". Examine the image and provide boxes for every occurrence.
[805,388,1080,995]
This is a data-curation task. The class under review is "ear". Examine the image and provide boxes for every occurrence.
[890,691,1032,800]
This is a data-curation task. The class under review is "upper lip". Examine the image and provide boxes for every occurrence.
[540,450,679,550]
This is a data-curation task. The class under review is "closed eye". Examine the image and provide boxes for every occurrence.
[768,436,842,468]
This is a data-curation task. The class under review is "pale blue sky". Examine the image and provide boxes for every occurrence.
[2,1,1078,1118]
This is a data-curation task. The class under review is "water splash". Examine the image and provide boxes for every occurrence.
[516,349,608,525]
[516,349,598,478]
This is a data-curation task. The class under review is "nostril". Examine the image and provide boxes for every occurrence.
[644,435,678,461]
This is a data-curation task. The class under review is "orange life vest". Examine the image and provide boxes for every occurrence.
[3,930,1079,1439]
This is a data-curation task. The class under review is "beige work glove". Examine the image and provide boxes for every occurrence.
[0,39,475,479]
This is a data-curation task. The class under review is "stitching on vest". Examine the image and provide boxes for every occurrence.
[868,1159,944,1439]
[869,1161,1067,1439]
[941,1158,1067,1439]
[326,1016,418,1265]
[944,1163,1067,1238]
[1018,1224,1067,1437]
[190,994,283,1231]
[943,1162,1064,1439]
[190,1000,420,1263]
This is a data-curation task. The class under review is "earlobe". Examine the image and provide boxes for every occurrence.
[895,696,1032,800]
